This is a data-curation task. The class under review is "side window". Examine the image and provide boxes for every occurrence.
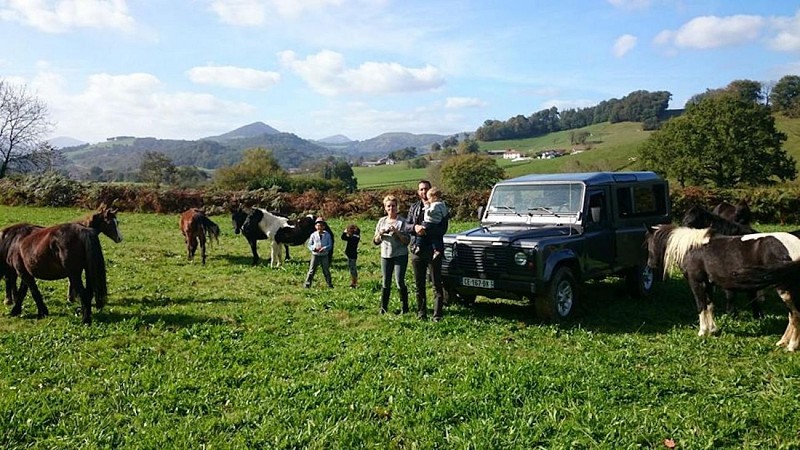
[617,184,667,218]
[587,191,607,223]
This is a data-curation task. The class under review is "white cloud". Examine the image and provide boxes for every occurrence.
[187,65,280,90]
[445,97,487,109]
[613,34,637,58]
[278,50,444,96]
[208,0,265,26]
[769,11,800,52]
[207,0,384,25]
[540,98,596,111]
[0,0,135,33]
[27,71,255,142]
[655,15,765,49]
[607,0,651,10]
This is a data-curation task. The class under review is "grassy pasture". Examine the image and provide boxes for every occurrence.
[1,205,800,449]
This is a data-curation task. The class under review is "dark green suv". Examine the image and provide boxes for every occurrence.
[441,171,671,321]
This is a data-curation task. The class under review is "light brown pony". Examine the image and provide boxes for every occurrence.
[5,205,122,325]
[180,208,220,265]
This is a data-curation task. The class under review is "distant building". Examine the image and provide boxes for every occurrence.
[502,150,522,160]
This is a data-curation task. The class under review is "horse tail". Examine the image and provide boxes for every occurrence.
[728,260,800,291]
[200,216,220,245]
[83,229,108,309]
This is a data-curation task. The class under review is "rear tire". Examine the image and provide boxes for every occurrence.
[536,267,577,322]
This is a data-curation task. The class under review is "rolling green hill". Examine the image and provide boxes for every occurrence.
[356,116,800,189]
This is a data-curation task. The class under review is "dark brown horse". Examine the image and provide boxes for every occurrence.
[5,206,122,324]
[180,208,220,265]
[713,200,752,226]
[0,223,43,306]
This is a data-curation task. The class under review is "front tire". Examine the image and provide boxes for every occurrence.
[536,267,577,322]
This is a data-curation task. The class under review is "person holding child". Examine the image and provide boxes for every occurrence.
[403,180,446,321]
[341,224,361,288]
[304,217,334,289]
[373,195,410,314]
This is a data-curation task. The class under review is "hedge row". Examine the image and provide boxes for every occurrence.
[3,174,800,224]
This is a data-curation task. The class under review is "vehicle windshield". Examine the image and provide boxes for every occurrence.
[487,183,584,216]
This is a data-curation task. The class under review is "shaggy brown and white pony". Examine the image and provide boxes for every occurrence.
[646,224,800,351]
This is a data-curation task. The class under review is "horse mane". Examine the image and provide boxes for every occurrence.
[682,205,757,235]
[662,226,712,277]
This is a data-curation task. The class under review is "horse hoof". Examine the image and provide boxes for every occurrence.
[10,310,21,317]
[3,298,13,306]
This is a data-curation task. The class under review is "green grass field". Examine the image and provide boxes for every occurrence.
[1,206,800,448]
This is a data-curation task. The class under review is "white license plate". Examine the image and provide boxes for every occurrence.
[462,277,494,289]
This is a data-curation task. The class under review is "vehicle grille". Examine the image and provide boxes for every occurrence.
[453,243,509,276]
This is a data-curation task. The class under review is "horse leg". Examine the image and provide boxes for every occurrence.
[8,272,23,316]
[284,244,290,261]
[271,241,283,268]
[723,289,737,316]
[68,280,78,303]
[4,274,15,306]
[689,280,716,336]
[249,238,259,266]
[19,274,48,319]
[751,289,765,319]
[776,287,800,351]
[71,274,92,325]
[199,234,207,265]
[188,236,198,261]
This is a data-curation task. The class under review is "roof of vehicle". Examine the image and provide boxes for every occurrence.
[499,171,664,186]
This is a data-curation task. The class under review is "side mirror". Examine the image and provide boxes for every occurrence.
[477,205,485,219]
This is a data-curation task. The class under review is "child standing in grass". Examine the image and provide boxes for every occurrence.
[304,217,333,288]
[341,224,361,288]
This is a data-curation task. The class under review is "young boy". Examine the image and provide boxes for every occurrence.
[304,217,333,288]
[341,224,361,288]
[421,187,448,260]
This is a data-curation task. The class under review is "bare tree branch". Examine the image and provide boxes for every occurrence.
[0,79,54,178]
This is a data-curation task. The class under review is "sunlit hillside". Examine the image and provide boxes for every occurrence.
[355,116,800,190]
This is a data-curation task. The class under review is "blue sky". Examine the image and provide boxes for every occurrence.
[1,0,799,144]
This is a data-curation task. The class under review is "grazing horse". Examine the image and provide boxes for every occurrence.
[179,208,220,265]
[713,200,752,226]
[1,223,43,306]
[232,207,290,266]
[681,205,762,317]
[645,224,800,350]
[233,207,290,267]
[6,206,123,324]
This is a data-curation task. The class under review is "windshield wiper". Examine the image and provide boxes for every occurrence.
[492,205,519,215]
[528,206,559,217]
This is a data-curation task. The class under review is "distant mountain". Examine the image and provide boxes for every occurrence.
[316,135,352,144]
[315,132,449,158]
[57,122,452,177]
[48,136,86,148]
[347,132,448,157]
[204,122,280,142]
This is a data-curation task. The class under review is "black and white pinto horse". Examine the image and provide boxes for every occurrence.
[681,205,762,316]
[645,224,800,351]
[231,208,331,266]
[231,207,290,267]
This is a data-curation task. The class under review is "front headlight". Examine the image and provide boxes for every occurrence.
[514,251,527,266]
[443,246,454,262]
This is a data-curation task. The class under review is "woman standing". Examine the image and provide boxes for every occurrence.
[373,195,410,314]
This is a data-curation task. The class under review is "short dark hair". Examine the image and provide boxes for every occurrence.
[418,179,431,188]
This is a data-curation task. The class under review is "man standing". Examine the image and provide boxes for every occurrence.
[405,180,445,321]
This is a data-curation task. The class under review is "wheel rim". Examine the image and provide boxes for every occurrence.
[555,280,573,317]
[641,266,654,291]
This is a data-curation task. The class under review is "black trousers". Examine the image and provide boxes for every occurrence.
[410,247,443,319]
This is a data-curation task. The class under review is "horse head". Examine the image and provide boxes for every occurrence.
[681,205,712,228]
[89,207,123,243]
[231,208,247,235]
